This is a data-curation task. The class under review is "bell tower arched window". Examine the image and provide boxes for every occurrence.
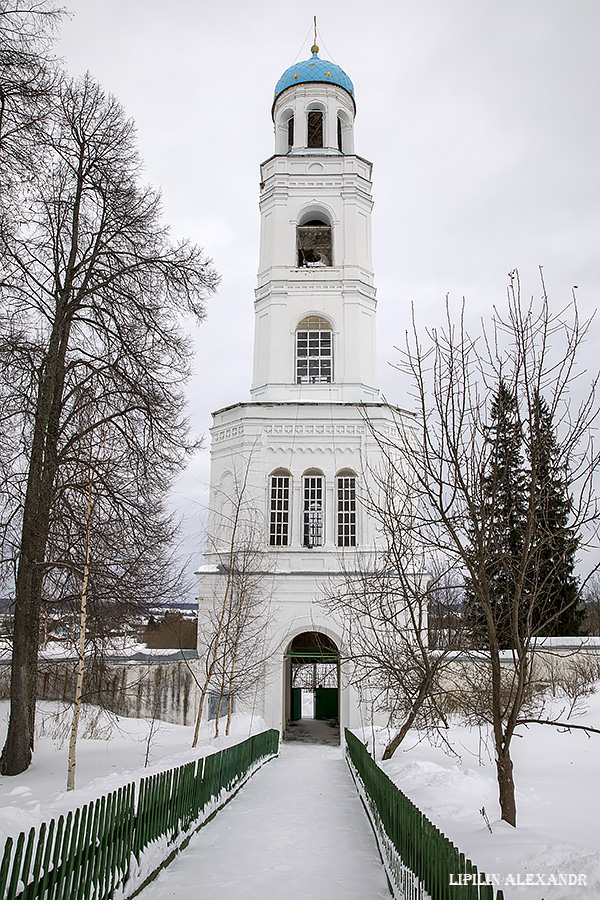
[297,217,332,268]
[336,469,357,546]
[336,110,353,154]
[302,469,325,547]
[307,109,323,148]
[269,468,291,546]
[287,115,294,151]
[296,316,332,384]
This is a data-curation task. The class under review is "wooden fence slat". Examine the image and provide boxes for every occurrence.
[57,807,81,900]
[99,792,116,900]
[4,832,24,900]
[43,815,64,900]
[37,817,56,900]
[0,838,13,900]
[65,804,90,900]
[21,822,46,900]
[84,796,105,900]
[48,812,72,900]
[75,801,96,900]
[15,828,35,900]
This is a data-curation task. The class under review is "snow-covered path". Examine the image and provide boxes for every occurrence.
[138,742,391,900]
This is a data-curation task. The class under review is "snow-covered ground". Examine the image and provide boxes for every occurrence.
[372,689,600,899]
[0,700,266,849]
[137,742,390,900]
[0,689,598,900]
[0,703,387,900]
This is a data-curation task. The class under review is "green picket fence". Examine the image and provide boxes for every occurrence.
[0,729,279,900]
[345,729,504,900]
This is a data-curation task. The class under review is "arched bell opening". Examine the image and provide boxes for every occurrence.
[283,631,340,743]
[306,101,326,149]
[274,107,295,154]
[296,209,333,268]
[336,109,354,154]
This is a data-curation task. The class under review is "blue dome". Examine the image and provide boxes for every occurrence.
[273,50,355,105]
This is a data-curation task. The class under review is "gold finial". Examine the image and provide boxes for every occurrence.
[311,15,319,54]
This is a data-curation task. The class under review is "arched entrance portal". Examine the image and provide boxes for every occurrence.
[283,632,340,743]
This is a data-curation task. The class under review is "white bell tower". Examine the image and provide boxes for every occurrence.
[196,37,411,737]
[252,43,378,404]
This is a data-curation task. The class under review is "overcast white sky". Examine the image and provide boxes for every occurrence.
[55,0,600,577]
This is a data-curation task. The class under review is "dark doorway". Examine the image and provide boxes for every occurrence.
[284,631,340,744]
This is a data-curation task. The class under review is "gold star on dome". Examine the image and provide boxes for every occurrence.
[294,73,298,79]
[326,71,332,77]
[309,62,315,66]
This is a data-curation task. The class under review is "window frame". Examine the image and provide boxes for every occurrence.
[269,472,291,546]
[295,316,333,384]
[302,473,324,547]
[336,473,357,547]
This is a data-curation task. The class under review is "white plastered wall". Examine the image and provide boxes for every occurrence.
[197,401,415,733]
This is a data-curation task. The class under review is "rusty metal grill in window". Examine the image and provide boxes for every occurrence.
[307,110,323,148]
[287,116,294,150]
[296,316,332,384]
[303,476,324,546]
[337,476,357,546]
[297,225,332,267]
[269,475,290,545]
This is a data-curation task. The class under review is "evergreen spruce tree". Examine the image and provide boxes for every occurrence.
[527,393,583,636]
[465,380,526,648]
[464,385,584,647]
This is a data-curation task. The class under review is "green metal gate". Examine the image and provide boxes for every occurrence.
[291,687,302,720]
[315,687,338,719]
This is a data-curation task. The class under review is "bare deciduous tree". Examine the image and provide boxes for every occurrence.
[0,1,63,604]
[367,270,600,825]
[193,453,274,743]
[0,0,63,179]
[217,534,274,736]
[198,538,274,739]
[323,463,463,759]
[0,72,218,775]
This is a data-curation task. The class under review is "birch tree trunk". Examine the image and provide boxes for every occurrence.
[66,456,93,791]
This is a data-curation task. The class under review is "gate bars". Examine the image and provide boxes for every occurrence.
[0,729,279,900]
[345,729,505,900]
